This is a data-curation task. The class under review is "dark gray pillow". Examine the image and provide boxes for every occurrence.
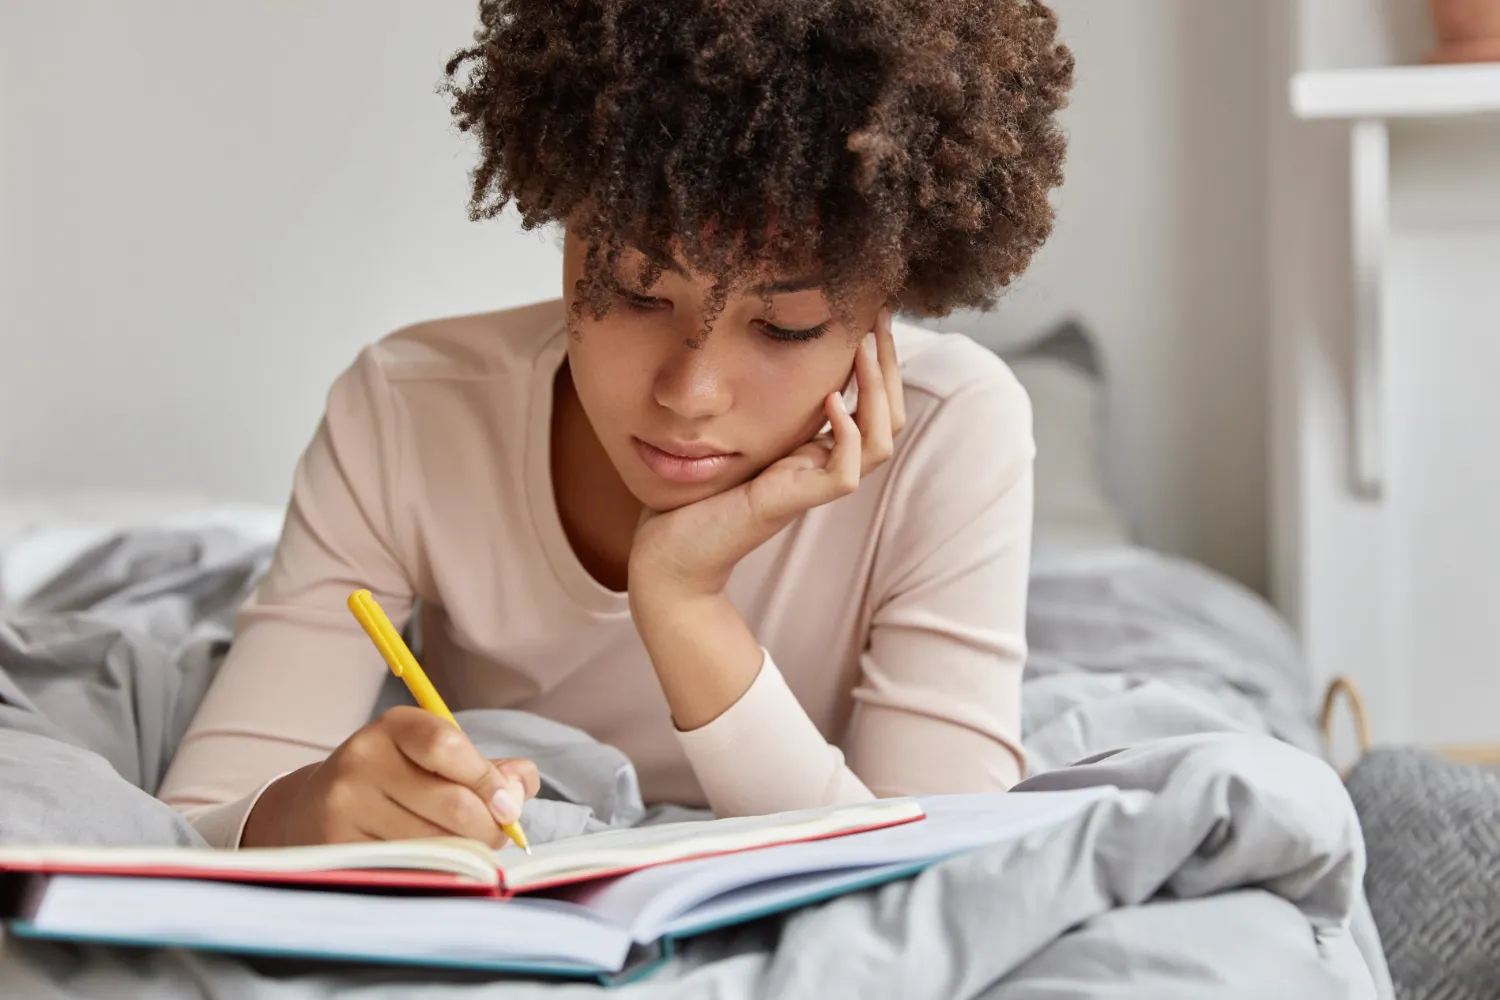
[995,319,1130,549]
[1345,747,1500,1000]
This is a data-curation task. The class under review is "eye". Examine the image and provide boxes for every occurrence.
[618,289,670,311]
[759,320,830,344]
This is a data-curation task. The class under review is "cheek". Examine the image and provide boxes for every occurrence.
[794,343,859,403]
[742,345,857,442]
[566,324,618,412]
[568,320,657,418]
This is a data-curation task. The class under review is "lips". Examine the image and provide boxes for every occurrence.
[632,437,738,485]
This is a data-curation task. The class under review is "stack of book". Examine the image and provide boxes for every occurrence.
[0,788,1110,984]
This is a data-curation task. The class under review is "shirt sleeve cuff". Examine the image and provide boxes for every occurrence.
[673,649,872,816]
[179,773,287,849]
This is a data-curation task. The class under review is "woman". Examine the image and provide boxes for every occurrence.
[159,0,1073,849]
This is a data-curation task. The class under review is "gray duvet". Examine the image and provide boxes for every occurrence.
[0,528,1391,998]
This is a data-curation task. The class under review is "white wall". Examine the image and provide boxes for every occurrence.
[0,0,1271,592]
[0,1,560,505]
[945,0,1271,592]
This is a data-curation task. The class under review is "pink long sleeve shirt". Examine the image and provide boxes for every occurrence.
[158,299,1035,847]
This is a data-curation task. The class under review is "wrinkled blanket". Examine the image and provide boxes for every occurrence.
[0,527,1392,998]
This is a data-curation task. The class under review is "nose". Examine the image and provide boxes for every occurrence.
[653,336,733,420]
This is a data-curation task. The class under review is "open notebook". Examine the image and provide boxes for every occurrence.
[4,789,1114,983]
[0,798,923,896]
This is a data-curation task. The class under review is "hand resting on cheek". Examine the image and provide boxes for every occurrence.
[628,307,906,601]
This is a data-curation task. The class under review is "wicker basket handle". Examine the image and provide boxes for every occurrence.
[1318,675,1372,775]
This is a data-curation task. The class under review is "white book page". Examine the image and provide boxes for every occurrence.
[496,798,922,889]
[29,875,632,972]
[567,787,1114,942]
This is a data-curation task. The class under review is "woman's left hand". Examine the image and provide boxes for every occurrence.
[629,309,906,601]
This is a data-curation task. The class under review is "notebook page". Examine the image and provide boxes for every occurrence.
[496,797,922,890]
[568,787,1114,942]
[27,875,632,972]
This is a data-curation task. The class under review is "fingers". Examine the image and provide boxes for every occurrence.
[491,758,541,801]
[379,744,511,848]
[823,391,863,496]
[873,308,906,433]
[853,329,893,476]
[362,790,461,844]
[383,707,526,829]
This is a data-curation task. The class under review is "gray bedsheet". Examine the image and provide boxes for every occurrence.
[0,528,1391,998]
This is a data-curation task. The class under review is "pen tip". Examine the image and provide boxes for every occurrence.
[524,846,533,855]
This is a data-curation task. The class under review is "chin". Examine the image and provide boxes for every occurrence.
[628,477,723,513]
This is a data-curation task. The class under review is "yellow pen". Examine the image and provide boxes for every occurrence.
[347,589,531,854]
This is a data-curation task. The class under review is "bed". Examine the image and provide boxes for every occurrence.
[0,322,1393,998]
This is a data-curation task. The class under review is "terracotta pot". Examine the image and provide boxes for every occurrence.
[1428,0,1500,63]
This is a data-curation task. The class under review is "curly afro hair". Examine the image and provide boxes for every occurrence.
[443,0,1073,323]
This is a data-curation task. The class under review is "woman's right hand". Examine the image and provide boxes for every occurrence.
[240,706,539,849]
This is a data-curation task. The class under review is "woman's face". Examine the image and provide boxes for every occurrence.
[562,229,884,512]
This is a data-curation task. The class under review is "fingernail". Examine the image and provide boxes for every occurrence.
[490,785,523,825]
[833,391,849,414]
[863,332,877,356]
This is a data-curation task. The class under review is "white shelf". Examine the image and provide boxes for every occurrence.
[1292,63,1500,120]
